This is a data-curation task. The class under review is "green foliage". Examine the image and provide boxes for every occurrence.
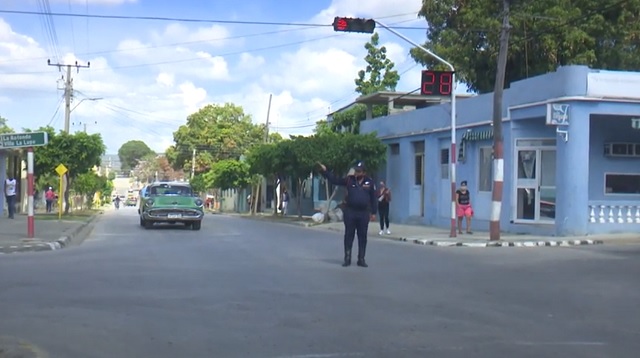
[317,132,387,176]
[168,103,265,173]
[206,159,251,190]
[189,174,207,194]
[32,126,105,179]
[118,140,154,171]
[72,172,108,209]
[107,171,116,181]
[355,32,401,95]
[0,116,14,134]
[322,32,400,134]
[410,0,640,93]
[245,143,281,177]
[329,105,388,134]
[30,126,106,213]
[314,120,333,136]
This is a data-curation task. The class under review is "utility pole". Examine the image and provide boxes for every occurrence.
[490,0,512,241]
[264,93,272,143]
[47,60,90,133]
[191,148,196,179]
[256,94,273,215]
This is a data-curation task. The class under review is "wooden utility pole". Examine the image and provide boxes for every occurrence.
[490,0,511,241]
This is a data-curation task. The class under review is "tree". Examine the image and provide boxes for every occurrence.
[245,143,287,215]
[326,32,400,134]
[280,136,321,218]
[328,105,387,134]
[118,140,154,172]
[72,172,106,209]
[0,116,14,134]
[207,159,251,191]
[315,132,387,219]
[355,32,401,95]
[410,0,640,94]
[31,126,106,214]
[168,103,266,174]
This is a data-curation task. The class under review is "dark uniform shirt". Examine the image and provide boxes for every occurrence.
[323,171,377,215]
[456,190,470,205]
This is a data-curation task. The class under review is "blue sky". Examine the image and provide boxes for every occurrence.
[0,0,438,153]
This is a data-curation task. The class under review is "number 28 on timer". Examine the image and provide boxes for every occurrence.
[420,71,454,96]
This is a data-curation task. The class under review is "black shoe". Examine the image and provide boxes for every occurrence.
[342,250,351,267]
[357,259,368,267]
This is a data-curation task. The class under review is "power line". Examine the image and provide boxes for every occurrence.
[0,9,426,30]
[0,26,319,64]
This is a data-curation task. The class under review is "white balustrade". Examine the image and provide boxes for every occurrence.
[589,204,640,224]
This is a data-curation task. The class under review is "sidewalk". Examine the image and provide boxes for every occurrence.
[235,212,640,248]
[0,208,105,254]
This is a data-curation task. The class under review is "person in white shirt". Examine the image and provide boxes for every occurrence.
[5,176,17,219]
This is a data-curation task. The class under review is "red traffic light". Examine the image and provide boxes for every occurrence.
[332,17,375,33]
[335,18,348,31]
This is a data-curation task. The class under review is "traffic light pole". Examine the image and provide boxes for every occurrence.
[374,20,458,238]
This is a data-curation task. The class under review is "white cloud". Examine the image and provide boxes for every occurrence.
[0,0,430,152]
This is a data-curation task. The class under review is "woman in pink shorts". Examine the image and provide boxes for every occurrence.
[456,180,473,234]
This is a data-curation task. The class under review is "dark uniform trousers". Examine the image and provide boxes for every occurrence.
[343,206,370,259]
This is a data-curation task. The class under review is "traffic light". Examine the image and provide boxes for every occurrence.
[332,17,376,33]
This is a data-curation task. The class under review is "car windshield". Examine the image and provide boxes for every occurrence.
[149,184,192,196]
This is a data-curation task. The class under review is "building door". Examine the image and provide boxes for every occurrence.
[514,139,556,222]
[410,141,425,217]
[415,153,424,217]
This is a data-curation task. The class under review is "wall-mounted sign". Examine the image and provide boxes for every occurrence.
[546,103,570,126]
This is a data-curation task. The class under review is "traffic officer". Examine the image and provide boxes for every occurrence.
[318,160,377,267]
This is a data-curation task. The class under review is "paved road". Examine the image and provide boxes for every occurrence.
[1,208,639,358]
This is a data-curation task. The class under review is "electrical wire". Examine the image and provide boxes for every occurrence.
[46,94,64,126]
[0,9,425,29]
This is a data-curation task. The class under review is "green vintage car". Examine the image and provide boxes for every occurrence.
[138,181,204,230]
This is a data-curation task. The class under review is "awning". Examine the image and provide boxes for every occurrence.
[459,129,494,162]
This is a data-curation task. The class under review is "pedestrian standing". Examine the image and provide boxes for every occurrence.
[456,180,474,234]
[318,161,377,268]
[377,181,392,235]
[281,189,289,216]
[45,187,55,213]
[5,176,17,219]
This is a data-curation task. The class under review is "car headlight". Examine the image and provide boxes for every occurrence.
[145,199,154,206]
[195,198,204,207]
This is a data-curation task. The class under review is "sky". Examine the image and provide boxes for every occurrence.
[0,0,435,154]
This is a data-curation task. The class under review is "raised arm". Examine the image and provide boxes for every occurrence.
[318,163,347,186]
[322,170,347,186]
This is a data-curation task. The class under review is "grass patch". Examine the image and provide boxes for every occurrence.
[35,209,99,221]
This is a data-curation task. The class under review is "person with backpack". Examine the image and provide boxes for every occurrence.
[318,160,377,268]
[377,181,392,235]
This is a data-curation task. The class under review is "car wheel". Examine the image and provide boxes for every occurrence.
[192,221,201,230]
[144,220,153,229]
[139,218,145,227]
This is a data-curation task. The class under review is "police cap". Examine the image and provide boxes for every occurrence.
[352,161,366,171]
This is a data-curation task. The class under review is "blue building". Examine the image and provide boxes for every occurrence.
[356,65,640,236]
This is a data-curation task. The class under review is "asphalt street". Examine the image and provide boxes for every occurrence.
[1,208,639,358]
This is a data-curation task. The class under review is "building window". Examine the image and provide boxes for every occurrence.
[415,154,424,185]
[605,173,640,194]
[440,148,449,179]
[478,147,493,192]
[390,143,400,155]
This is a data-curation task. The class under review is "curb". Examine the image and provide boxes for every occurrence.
[0,214,100,255]
[236,214,318,228]
[323,227,604,248]
[407,238,604,247]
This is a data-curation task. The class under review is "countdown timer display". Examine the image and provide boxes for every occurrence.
[421,70,455,96]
